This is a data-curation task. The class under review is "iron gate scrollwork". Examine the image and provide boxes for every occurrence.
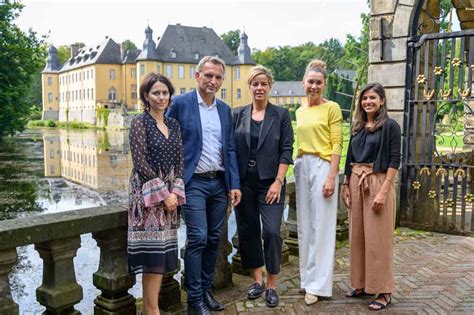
[401,28,474,234]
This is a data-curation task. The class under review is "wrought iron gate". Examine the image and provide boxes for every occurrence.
[401,29,474,234]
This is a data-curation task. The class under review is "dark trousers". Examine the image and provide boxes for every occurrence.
[182,174,228,306]
[235,167,285,275]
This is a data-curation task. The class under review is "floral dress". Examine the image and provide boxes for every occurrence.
[128,112,185,274]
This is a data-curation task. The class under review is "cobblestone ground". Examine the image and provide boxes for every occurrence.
[163,228,474,314]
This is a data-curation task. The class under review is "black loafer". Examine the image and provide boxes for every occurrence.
[203,291,225,311]
[265,288,279,308]
[248,281,266,300]
[187,301,211,315]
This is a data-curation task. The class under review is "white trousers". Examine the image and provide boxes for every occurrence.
[295,155,338,297]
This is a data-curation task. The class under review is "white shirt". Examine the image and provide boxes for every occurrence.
[195,90,224,173]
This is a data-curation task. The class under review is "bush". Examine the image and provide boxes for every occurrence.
[27,120,46,127]
[47,120,57,127]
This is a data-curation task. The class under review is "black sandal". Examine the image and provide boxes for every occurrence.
[369,293,391,311]
[345,288,368,298]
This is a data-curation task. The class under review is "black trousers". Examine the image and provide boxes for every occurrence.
[235,167,285,275]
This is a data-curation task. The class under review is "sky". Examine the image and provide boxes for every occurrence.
[16,0,369,51]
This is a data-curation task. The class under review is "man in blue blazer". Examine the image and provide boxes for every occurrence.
[167,56,241,315]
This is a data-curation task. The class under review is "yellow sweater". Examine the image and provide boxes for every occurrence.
[296,101,343,161]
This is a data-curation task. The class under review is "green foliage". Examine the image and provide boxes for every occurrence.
[28,105,43,120]
[55,42,85,64]
[56,45,70,64]
[340,12,369,87]
[27,120,46,127]
[27,119,57,128]
[58,121,92,129]
[0,2,46,138]
[220,30,241,55]
[47,119,57,127]
[122,39,137,51]
[251,38,348,81]
[96,107,110,127]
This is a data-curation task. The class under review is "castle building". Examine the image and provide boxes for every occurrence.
[42,24,256,124]
[269,81,307,107]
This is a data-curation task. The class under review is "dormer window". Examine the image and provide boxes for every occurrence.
[289,89,294,94]
[193,53,199,60]
[170,49,177,58]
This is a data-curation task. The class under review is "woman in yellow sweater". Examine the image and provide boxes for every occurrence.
[295,60,343,305]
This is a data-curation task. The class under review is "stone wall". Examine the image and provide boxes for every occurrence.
[368,0,422,130]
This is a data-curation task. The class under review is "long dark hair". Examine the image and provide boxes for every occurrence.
[351,83,389,134]
[139,72,175,112]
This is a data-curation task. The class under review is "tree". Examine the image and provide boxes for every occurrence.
[0,2,46,138]
[121,39,137,51]
[57,45,70,64]
[221,30,241,55]
[56,42,85,64]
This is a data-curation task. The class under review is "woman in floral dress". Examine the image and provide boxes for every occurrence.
[128,73,185,315]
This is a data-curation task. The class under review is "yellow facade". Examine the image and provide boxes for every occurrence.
[121,63,138,108]
[269,95,308,107]
[42,73,60,117]
[44,130,132,192]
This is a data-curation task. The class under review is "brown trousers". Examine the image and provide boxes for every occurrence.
[349,164,396,294]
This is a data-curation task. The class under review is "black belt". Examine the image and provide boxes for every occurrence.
[194,171,224,179]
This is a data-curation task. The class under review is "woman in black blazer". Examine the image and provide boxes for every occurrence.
[232,65,294,308]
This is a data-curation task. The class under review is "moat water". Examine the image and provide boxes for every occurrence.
[0,128,239,314]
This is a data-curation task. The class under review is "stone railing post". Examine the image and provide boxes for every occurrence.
[336,173,349,241]
[280,211,290,265]
[35,236,83,314]
[213,210,233,289]
[180,246,186,290]
[284,180,299,256]
[0,249,19,315]
[159,267,181,310]
[231,222,250,276]
[92,228,136,315]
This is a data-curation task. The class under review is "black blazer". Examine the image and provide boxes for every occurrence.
[233,103,294,181]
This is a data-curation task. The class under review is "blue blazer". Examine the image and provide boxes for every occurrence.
[167,90,240,191]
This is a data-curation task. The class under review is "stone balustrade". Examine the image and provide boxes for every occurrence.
[0,205,137,314]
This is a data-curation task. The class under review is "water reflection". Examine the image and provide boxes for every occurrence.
[3,128,136,313]
[43,129,131,198]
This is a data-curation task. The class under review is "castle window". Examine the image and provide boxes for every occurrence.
[193,53,199,60]
[48,93,53,102]
[131,84,137,99]
[234,66,240,80]
[109,69,115,80]
[180,88,186,94]
[236,88,241,99]
[165,65,172,78]
[190,65,196,78]
[156,65,161,73]
[48,76,52,86]
[131,68,136,78]
[140,64,145,75]
[171,49,177,58]
[221,88,227,99]
[108,88,117,101]
[178,65,184,79]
